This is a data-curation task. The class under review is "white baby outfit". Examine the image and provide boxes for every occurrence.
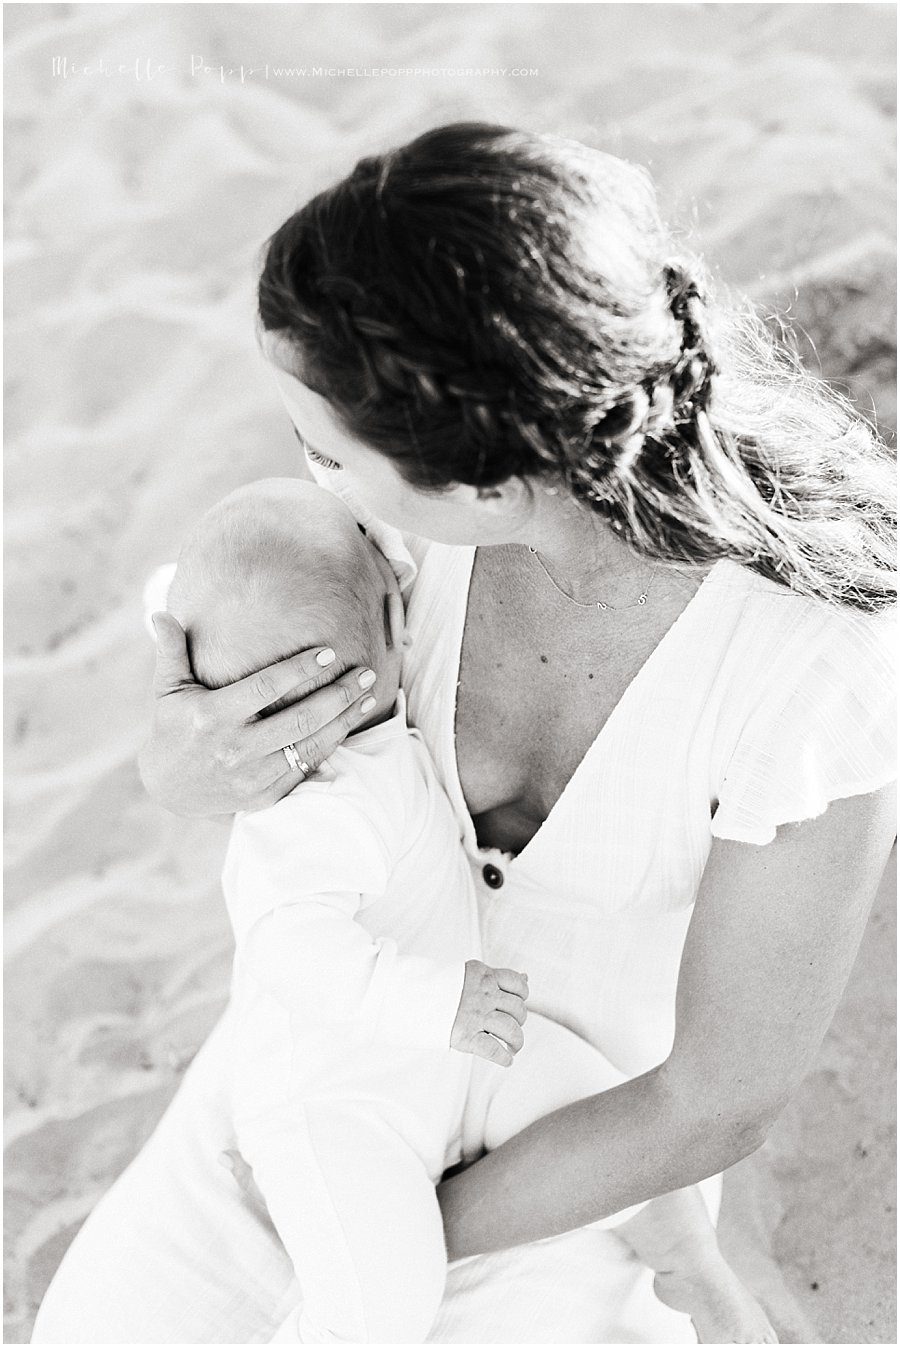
[223,693,475,1344]
[32,456,896,1345]
[224,692,475,1164]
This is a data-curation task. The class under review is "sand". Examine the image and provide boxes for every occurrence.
[3,3,896,1342]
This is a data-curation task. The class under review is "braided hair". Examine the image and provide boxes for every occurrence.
[258,122,896,612]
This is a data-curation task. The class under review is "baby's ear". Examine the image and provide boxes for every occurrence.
[385,589,407,650]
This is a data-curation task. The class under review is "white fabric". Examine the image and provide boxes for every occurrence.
[224,698,479,1342]
[226,694,651,1342]
[34,457,894,1343]
[142,561,177,635]
[396,539,896,1074]
[708,590,897,844]
[32,682,659,1345]
[224,693,471,1064]
[238,1013,650,1345]
[30,1001,670,1347]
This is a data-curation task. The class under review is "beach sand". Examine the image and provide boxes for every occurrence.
[4,4,896,1342]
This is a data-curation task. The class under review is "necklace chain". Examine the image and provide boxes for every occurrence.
[526,545,654,611]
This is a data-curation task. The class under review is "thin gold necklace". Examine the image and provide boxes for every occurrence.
[526,545,655,612]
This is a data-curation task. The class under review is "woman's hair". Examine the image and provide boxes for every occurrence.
[257,122,896,612]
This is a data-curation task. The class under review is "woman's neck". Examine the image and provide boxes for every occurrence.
[518,490,656,607]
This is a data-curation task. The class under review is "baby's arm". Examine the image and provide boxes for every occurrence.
[227,794,527,1062]
[243,894,465,1053]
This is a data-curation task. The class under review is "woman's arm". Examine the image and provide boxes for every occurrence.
[437,782,896,1260]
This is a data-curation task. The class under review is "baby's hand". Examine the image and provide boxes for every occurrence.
[450,960,529,1067]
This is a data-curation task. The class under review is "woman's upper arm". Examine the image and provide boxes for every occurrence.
[662,782,896,1130]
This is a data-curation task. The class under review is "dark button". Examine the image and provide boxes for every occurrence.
[482,863,504,890]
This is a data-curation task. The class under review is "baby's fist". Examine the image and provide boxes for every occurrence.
[450,959,529,1066]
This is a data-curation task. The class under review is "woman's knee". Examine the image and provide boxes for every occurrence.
[363,1263,446,1344]
[29,1201,132,1345]
[274,1216,447,1347]
[285,1273,446,1345]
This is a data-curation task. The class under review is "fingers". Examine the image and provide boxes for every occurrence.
[496,990,528,1025]
[239,758,312,812]
[450,961,531,1067]
[214,645,346,719]
[151,611,195,696]
[472,1032,514,1068]
[483,1011,524,1054]
[250,670,378,758]
[494,967,529,999]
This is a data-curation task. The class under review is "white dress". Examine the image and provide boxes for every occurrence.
[402,542,895,1065]
[313,475,898,1342]
[32,478,896,1346]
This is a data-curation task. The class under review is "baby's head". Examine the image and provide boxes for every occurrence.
[167,478,404,725]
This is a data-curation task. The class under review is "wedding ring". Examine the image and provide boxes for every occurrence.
[282,743,311,777]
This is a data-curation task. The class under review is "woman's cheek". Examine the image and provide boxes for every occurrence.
[350,480,404,526]
[347,466,467,542]
[356,477,427,531]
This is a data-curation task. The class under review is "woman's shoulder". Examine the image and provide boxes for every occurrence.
[708,559,894,686]
[708,563,896,845]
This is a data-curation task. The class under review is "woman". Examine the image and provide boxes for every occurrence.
[33,122,896,1344]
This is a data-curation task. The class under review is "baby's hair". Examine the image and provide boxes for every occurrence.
[257,121,895,613]
[168,487,377,691]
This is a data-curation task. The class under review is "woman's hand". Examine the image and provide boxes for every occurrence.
[138,611,379,817]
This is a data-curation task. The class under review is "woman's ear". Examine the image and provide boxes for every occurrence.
[475,476,532,517]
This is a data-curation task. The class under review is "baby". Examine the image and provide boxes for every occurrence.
[167,477,777,1345]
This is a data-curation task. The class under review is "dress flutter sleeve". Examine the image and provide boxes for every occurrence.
[710,602,896,846]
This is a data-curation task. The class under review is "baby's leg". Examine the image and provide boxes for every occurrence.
[476,1012,649,1228]
[237,1104,447,1345]
[485,1015,776,1343]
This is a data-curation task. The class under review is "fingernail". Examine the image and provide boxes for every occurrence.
[358,669,376,689]
[360,696,377,713]
[317,648,336,666]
